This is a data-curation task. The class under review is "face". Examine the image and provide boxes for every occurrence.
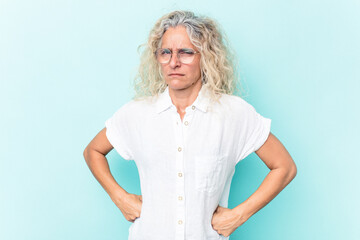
[159,25,202,91]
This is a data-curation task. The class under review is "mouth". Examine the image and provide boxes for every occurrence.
[169,74,185,76]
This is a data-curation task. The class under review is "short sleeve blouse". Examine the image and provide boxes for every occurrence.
[104,83,271,240]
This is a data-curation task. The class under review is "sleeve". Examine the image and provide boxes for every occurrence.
[235,100,272,164]
[104,102,135,161]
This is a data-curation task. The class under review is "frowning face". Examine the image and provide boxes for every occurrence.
[159,25,202,91]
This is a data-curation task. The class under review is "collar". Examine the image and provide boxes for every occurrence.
[155,83,211,114]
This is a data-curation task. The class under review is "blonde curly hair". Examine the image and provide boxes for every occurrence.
[132,10,242,102]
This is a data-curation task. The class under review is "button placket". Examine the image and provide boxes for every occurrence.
[173,112,185,240]
[173,105,195,240]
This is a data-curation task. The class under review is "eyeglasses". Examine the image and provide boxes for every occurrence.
[154,48,200,64]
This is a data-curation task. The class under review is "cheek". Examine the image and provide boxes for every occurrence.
[190,63,201,76]
[160,65,167,76]
[193,58,201,75]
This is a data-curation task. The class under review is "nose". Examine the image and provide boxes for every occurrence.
[169,52,181,68]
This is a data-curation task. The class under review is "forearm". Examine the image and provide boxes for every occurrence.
[84,149,128,199]
[234,166,296,220]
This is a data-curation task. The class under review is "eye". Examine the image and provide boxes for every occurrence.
[159,48,171,56]
[179,48,195,55]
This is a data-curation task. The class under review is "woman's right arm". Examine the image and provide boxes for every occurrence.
[83,127,142,222]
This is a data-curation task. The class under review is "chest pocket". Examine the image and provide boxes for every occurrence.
[194,155,226,195]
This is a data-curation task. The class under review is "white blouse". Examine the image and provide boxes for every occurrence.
[105,83,271,240]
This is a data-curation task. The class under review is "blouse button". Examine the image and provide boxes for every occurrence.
[178,196,183,200]
[178,220,183,225]
[178,172,183,177]
[178,147,182,152]
[184,121,189,126]
[191,106,195,110]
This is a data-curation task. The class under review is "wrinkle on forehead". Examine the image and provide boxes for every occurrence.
[161,26,195,49]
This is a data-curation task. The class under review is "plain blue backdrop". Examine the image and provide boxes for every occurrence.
[1,0,359,239]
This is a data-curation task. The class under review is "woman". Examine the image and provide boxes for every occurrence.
[83,10,297,240]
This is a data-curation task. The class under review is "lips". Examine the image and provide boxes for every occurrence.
[169,73,185,76]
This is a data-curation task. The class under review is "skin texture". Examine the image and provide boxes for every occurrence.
[83,25,297,237]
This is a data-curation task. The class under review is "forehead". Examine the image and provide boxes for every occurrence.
[161,26,195,49]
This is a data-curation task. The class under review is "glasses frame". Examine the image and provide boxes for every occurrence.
[154,48,200,64]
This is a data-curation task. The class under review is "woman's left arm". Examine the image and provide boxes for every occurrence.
[234,131,297,222]
[211,132,297,237]
[212,133,297,237]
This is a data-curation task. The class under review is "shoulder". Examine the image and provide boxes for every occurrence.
[214,94,269,132]
[112,96,156,116]
[216,93,257,114]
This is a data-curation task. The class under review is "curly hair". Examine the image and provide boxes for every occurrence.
[132,10,242,102]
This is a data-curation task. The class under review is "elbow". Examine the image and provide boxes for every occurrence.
[83,147,90,163]
[288,161,297,181]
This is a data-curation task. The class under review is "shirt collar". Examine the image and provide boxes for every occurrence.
[155,83,211,114]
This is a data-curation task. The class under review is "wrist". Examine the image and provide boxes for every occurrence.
[109,186,128,202]
[233,202,252,224]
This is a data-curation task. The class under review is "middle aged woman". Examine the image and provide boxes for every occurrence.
[84,10,297,240]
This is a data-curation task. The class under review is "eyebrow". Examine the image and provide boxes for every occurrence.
[161,47,194,50]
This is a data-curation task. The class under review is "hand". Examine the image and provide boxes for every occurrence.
[111,191,143,223]
[211,204,248,237]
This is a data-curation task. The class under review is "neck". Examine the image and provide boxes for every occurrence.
[168,79,203,113]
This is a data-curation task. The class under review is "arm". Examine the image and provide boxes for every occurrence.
[83,127,127,198]
[233,132,297,222]
[83,127,142,222]
[211,132,297,237]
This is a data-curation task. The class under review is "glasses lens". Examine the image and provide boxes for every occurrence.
[156,49,171,63]
[156,48,197,64]
[179,49,195,64]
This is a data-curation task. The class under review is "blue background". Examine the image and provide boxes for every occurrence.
[1,0,359,239]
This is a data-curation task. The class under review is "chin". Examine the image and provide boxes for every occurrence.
[167,78,201,90]
[167,82,191,90]
[167,80,185,88]
[168,85,186,91]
